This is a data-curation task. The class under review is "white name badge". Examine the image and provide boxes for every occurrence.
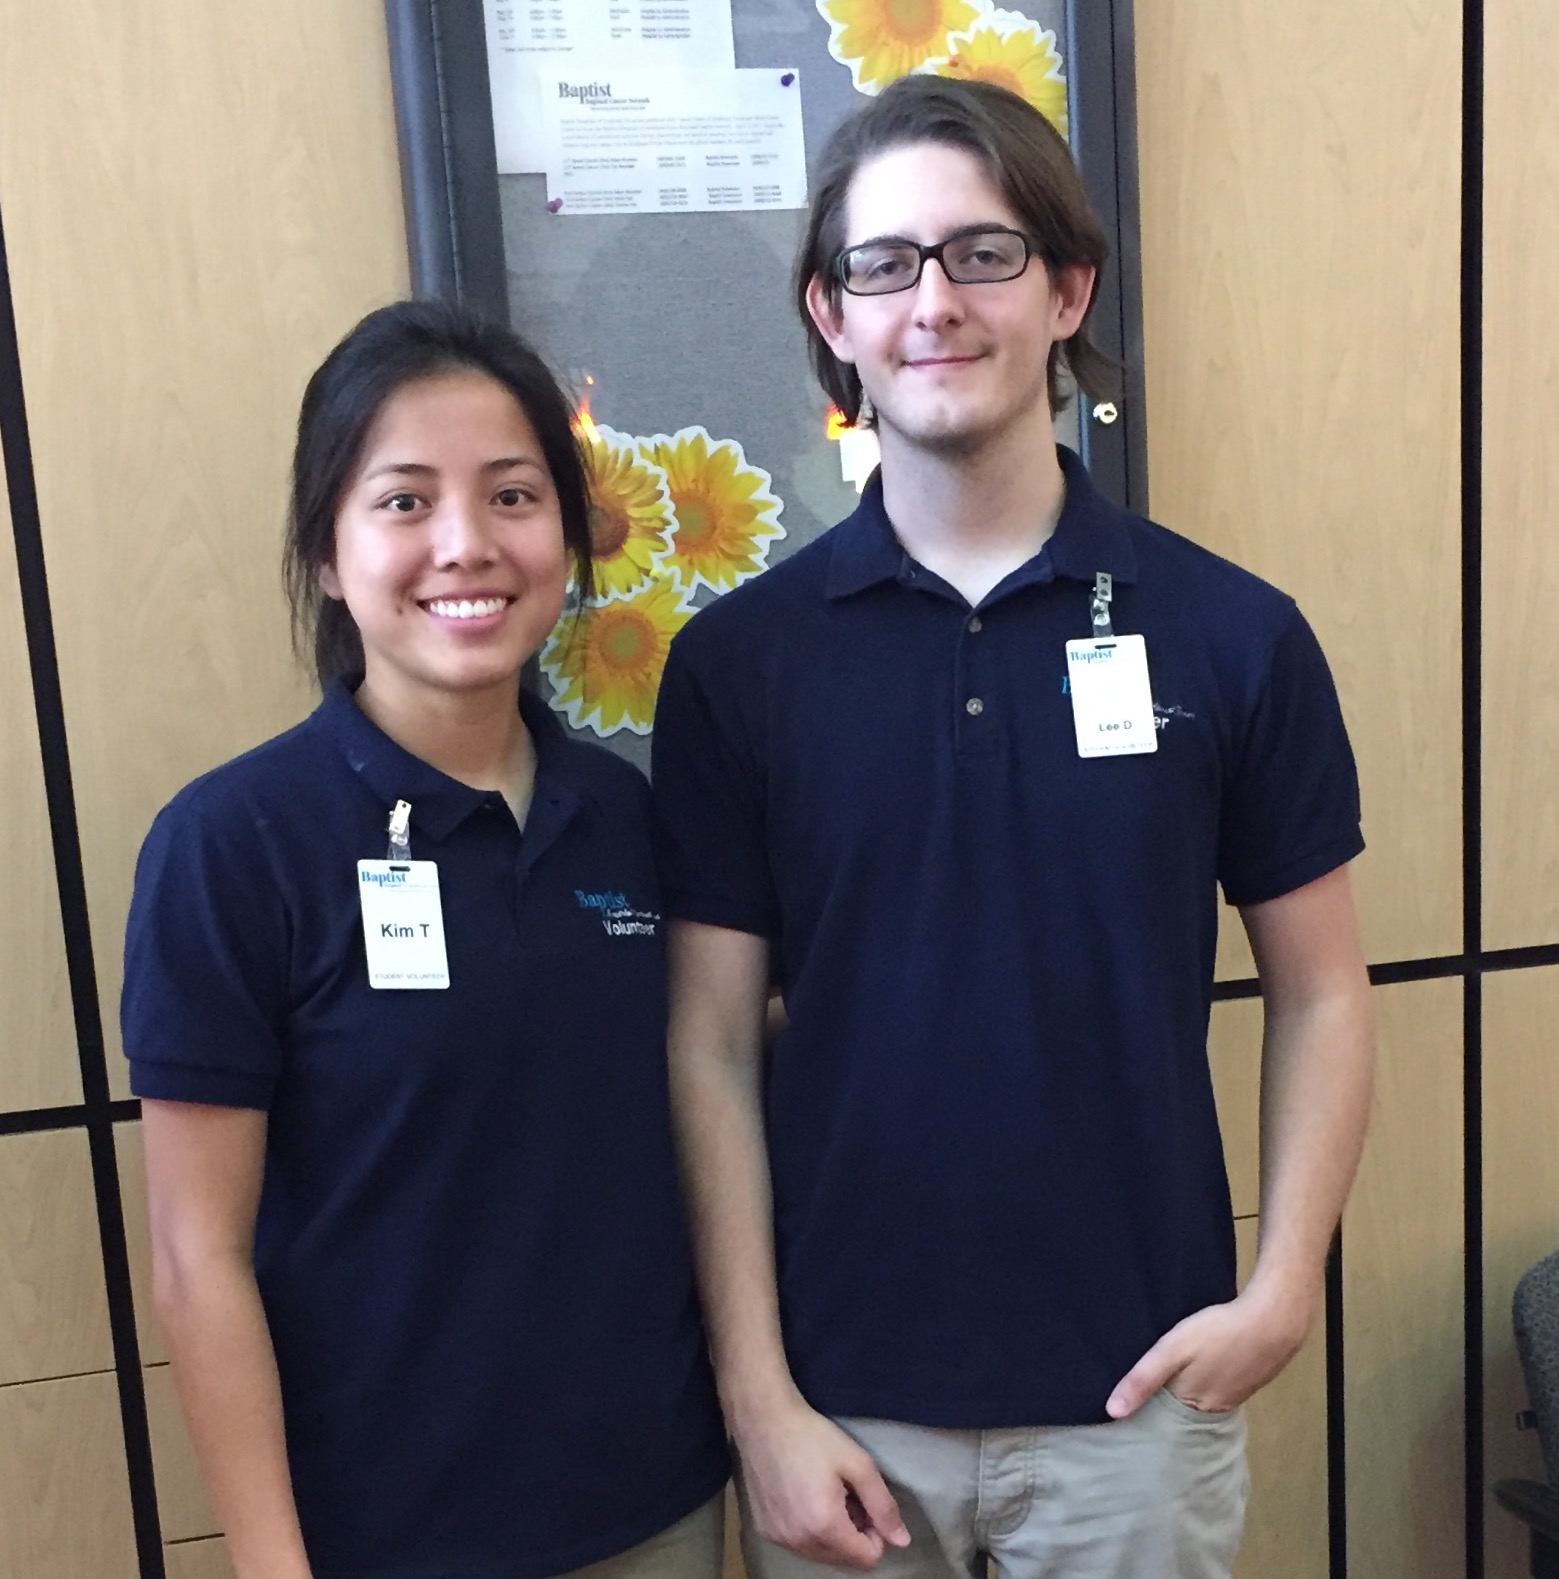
[1065,635,1159,758]
[356,860,450,989]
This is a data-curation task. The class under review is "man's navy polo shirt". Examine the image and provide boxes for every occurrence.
[652,445,1363,1429]
[123,682,728,1579]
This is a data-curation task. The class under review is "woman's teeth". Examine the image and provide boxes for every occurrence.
[425,597,508,619]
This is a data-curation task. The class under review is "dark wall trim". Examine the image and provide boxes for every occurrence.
[0,197,165,1578]
[1327,1236,1349,1579]
[1068,0,1150,515]
[384,0,509,317]
[1212,943,1559,1007]
[1461,0,1486,1570]
[0,1099,140,1138]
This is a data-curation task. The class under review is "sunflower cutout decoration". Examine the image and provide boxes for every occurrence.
[639,428,786,597]
[817,0,990,94]
[924,10,1068,134]
[539,577,696,738]
[576,422,676,601]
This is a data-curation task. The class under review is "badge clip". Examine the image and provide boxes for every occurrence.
[1091,572,1114,638]
[386,799,412,862]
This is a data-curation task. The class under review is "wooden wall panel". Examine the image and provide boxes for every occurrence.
[1483,968,1559,1577]
[1343,979,1465,1579]
[0,1372,138,1579]
[721,1484,743,1579]
[1483,0,1559,950]
[1480,0,1559,1544]
[0,1129,112,1385]
[1236,1217,1328,1579]
[1209,997,1263,1220]
[0,483,77,1111]
[1134,0,1462,969]
[0,0,410,1096]
[1215,908,1257,989]
[163,1541,234,1579]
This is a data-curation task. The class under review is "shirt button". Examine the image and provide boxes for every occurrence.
[968,615,983,633]
[966,697,985,716]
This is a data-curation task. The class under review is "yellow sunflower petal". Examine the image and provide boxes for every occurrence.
[579,423,675,601]
[819,0,987,93]
[539,576,694,737]
[638,427,786,596]
[928,17,1068,134]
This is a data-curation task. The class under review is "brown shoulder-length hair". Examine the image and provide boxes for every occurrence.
[794,74,1114,424]
[282,298,593,690]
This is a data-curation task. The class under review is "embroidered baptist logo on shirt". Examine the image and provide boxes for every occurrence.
[1061,677,1197,735]
[574,888,660,938]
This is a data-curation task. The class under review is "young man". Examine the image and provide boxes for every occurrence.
[652,75,1373,1578]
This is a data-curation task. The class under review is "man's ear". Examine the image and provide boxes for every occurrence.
[805,274,856,364]
[1050,264,1098,341]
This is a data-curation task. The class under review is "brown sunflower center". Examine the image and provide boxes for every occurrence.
[598,611,653,669]
[884,0,938,44]
[973,64,1023,97]
[589,502,631,558]
[676,498,713,548]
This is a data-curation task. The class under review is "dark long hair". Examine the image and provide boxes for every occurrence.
[795,75,1115,424]
[283,298,592,689]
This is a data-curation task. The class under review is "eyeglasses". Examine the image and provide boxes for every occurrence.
[833,226,1045,296]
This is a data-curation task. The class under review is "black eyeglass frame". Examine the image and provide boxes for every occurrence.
[831,225,1049,297]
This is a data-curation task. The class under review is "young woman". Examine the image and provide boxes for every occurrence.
[123,300,729,1579]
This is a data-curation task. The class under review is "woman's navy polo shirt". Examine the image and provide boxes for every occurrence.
[652,445,1363,1429]
[123,683,728,1578]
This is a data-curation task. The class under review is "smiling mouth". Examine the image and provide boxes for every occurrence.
[422,596,513,619]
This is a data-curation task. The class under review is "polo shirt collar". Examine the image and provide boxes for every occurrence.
[1046,445,1139,586]
[824,443,1138,600]
[314,678,585,845]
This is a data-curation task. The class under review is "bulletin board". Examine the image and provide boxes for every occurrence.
[384,0,1146,763]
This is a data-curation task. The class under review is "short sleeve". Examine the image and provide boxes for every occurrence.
[1217,607,1365,907]
[651,625,779,937]
[121,795,290,1108]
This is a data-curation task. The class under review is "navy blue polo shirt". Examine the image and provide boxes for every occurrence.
[123,682,728,1578]
[652,445,1362,1429]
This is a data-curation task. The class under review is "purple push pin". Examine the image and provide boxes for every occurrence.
[780,72,796,86]
[547,197,564,213]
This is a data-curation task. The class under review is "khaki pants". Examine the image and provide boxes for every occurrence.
[740,1392,1248,1579]
[560,1492,726,1579]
